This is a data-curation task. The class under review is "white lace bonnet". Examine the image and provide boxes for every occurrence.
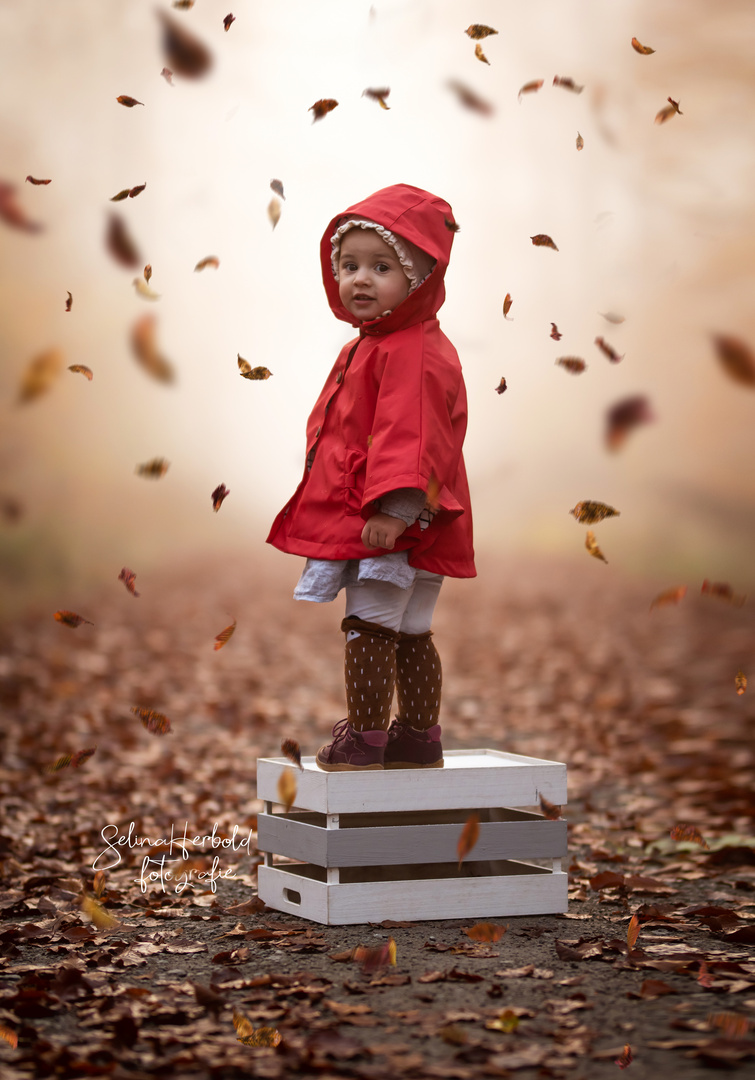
[330,217,435,293]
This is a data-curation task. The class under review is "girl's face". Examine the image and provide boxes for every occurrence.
[338,230,411,321]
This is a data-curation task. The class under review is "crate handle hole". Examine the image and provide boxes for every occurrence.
[283,888,301,905]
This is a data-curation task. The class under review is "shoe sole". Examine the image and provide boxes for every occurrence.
[384,760,444,769]
[315,760,384,772]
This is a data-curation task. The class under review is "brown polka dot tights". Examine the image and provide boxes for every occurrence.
[340,618,442,732]
[396,629,442,730]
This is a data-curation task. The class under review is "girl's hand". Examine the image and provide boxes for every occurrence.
[361,513,407,550]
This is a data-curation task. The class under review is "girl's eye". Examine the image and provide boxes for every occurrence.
[375,263,390,273]
[343,262,357,272]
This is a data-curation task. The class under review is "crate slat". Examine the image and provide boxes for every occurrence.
[258,812,567,868]
[257,749,567,814]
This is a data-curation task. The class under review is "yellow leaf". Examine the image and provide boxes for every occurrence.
[277,768,297,812]
[195,255,220,271]
[627,914,640,950]
[631,37,655,55]
[81,894,118,929]
[268,197,282,229]
[569,501,619,525]
[214,619,237,651]
[474,42,490,65]
[585,530,607,563]
[576,132,584,150]
[18,348,63,403]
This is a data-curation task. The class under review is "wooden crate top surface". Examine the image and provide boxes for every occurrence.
[257,749,567,813]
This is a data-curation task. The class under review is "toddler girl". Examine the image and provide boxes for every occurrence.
[267,184,475,770]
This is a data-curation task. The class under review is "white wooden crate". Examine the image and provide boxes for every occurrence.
[256,749,567,925]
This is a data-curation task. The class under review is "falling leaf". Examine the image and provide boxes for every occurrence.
[447,80,494,115]
[595,336,624,363]
[157,10,213,78]
[502,293,512,318]
[54,610,93,628]
[133,277,160,300]
[238,355,272,380]
[627,914,641,950]
[110,188,130,202]
[119,567,140,597]
[698,962,715,988]
[605,395,654,451]
[539,794,561,820]
[129,182,147,198]
[465,24,498,39]
[615,1044,632,1069]
[444,216,460,232]
[600,312,625,324]
[116,95,144,108]
[136,457,169,478]
[144,263,152,282]
[649,585,687,611]
[212,483,230,511]
[214,620,237,651]
[494,377,507,395]
[309,98,339,122]
[426,473,441,510]
[457,812,480,868]
[81,894,119,929]
[106,212,141,268]
[131,314,175,383]
[518,79,544,100]
[233,1010,282,1047]
[161,67,174,84]
[556,357,585,374]
[0,181,43,232]
[195,255,220,271]
[47,754,72,773]
[65,291,73,312]
[363,87,391,109]
[18,348,62,403]
[655,97,682,124]
[277,768,297,812]
[132,705,172,735]
[669,824,709,848]
[353,938,396,974]
[0,1024,18,1049]
[270,179,285,200]
[550,323,562,340]
[474,43,490,65]
[223,13,235,31]
[173,0,194,8]
[553,75,584,93]
[736,670,747,695]
[631,37,655,55]
[464,923,507,942]
[701,579,747,606]
[585,530,607,564]
[707,1013,750,1038]
[281,738,302,769]
[569,501,620,525]
[25,175,51,185]
[576,132,584,150]
[712,334,755,386]
[268,197,282,229]
[72,747,96,768]
[530,233,558,250]
[487,1009,519,1033]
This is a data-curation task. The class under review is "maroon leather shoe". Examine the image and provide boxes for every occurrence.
[315,718,388,771]
[384,718,444,769]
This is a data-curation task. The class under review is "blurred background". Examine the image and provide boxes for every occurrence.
[1,0,755,616]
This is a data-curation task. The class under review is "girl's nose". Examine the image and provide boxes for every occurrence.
[353,264,371,284]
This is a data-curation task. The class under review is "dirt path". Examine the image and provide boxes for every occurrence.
[1,553,754,1077]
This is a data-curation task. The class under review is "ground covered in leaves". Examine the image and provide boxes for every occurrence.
[1,551,754,1079]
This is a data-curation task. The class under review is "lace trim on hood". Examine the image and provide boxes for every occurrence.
[331,218,431,294]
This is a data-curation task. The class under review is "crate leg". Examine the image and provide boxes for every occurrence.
[261,802,273,867]
[326,814,340,884]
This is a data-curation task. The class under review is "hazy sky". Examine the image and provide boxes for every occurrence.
[2,0,755,608]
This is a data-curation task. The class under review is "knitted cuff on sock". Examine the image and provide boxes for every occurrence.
[395,630,442,730]
[342,617,398,732]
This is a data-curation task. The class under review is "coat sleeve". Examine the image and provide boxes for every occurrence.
[360,326,466,518]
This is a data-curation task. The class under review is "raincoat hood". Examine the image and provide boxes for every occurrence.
[321,184,457,334]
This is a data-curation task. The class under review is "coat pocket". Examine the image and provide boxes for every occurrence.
[343,446,367,515]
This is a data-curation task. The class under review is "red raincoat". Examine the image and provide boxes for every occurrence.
[266,184,475,578]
